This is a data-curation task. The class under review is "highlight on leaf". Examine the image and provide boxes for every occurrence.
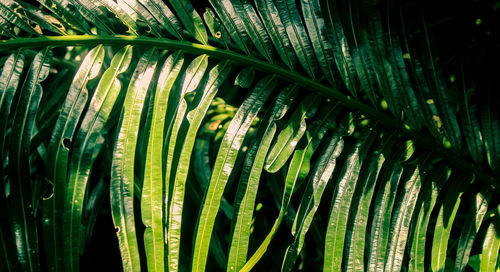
[0,0,498,271]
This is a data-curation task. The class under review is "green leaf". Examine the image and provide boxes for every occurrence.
[241,103,339,272]
[420,11,462,149]
[0,0,40,35]
[300,0,337,85]
[164,54,208,199]
[141,51,184,272]
[165,54,208,271]
[319,0,360,97]
[282,132,344,272]
[137,0,185,39]
[100,0,144,36]
[233,0,274,62]
[264,92,321,173]
[45,45,104,272]
[203,8,232,49]
[384,159,427,272]
[455,189,492,272]
[227,88,297,272]
[344,133,398,272]
[167,60,232,272]
[275,0,318,79]
[408,164,449,272]
[456,57,483,165]
[431,175,471,272]
[208,0,252,55]
[192,75,276,272]
[479,219,500,272]
[366,148,406,272]
[1,1,499,271]
[8,48,52,272]
[65,0,115,34]
[0,50,25,272]
[170,0,208,44]
[64,45,133,272]
[15,0,68,35]
[254,0,296,70]
[35,0,92,33]
[481,100,500,174]
[234,67,256,89]
[111,48,158,272]
[323,128,376,272]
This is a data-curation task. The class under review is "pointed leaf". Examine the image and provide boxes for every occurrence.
[455,189,492,271]
[228,88,297,272]
[141,51,184,272]
[192,75,276,272]
[241,103,340,272]
[208,0,252,54]
[45,45,104,271]
[275,0,318,79]
[323,129,377,272]
[282,132,344,271]
[0,50,25,272]
[264,92,321,173]
[64,45,133,272]
[167,60,232,272]
[431,175,471,272]
[254,0,296,70]
[8,48,51,272]
[111,48,158,272]
[170,0,208,44]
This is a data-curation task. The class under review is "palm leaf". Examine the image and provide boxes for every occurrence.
[0,0,499,271]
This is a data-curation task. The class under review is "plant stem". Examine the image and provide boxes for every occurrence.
[1,35,496,191]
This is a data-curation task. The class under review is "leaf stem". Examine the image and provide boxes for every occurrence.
[1,35,496,191]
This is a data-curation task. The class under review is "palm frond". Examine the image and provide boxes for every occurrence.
[1,0,499,271]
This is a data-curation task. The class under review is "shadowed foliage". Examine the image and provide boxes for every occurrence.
[0,0,499,271]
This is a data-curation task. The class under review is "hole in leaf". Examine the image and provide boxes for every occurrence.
[114,226,120,233]
[62,138,72,150]
[215,31,222,39]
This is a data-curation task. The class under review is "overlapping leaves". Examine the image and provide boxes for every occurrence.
[0,0,499,271]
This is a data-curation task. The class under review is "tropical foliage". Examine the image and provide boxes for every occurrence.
[0,0,499,271]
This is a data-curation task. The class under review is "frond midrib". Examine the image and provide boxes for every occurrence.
[1,34,496,191]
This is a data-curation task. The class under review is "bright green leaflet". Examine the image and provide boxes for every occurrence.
[282,132,344,271]
[254,0,296,70]
[479,218,500,272]
[64,45,133,272]
[384,162,425,272]
[233,0,274,63]
[167,60,232,272]
[323,129,376,272]
[44,45,104,272]
[275,0,318,79]
[141,50,184,272]
[192,75,276,272]
[408,164,449,272]
[344,133,397,272]
[366,158,405,272]
[208,0,251,55]
[265,93,321,173]
[111,48,158,272]
[170,0,208,44]
[454,190,492,271]
[300,0,337,85]
[227,87,297,272]
[431,175,472,272]
[165,54,208,272]
[241,103,339,272]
